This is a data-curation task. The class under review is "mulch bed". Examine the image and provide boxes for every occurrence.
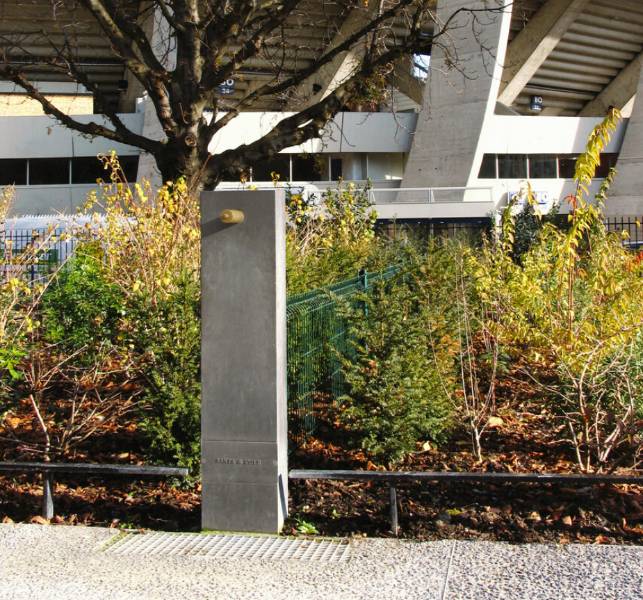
[0,426,201,531]
[284,398,643,544]
[0,400,641,544]
[0,476,200,531]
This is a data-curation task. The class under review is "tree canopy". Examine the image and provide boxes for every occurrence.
[0,0,503,189]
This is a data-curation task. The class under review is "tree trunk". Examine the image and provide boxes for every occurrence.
[154,140,216,193]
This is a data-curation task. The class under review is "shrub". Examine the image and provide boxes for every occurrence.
[131,276,201,475]
[286,182,381,294]
[511,201,562,261]
[78,154,202,473]
[83,152,200,306]
[337,270,455,464]
[42,246,125,351]
[3,338,139,461]
[0,238,138,462]
[481,108,643,471]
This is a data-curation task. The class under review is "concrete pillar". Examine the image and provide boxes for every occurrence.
[136,5,177,187]
[401,0,512,193]
[119,2,166,113]
[200,189,288,533]
[605,61,643,216]
[136,97,164,188]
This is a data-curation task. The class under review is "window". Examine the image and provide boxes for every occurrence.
[529,155,557,179]
[595,153,618,178]
[29,158,70,185]
[330,157,343,181]
[474,153,619,180]
[119,156,139,182]
[0,159,27,185]
[72,157,105,184]
[292,154,325,181]
[558,155,579,179]
[497,154,527,179]
[250,156,290,182]
[478,154,497,179]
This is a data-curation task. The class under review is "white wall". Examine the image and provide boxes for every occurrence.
[466,115,629,211]
[480,115,627,154]
[207,111,417,155]
[1,110,632,217]
[486,180,605,213]
[0,114,144,159]
[1,110,625,160]
[8,184,97,216]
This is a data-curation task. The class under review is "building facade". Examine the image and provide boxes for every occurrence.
[1,0,642,221]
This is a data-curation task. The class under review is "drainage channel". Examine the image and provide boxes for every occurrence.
[103,532,351,562]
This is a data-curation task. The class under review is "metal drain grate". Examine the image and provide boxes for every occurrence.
[104,532,350,562]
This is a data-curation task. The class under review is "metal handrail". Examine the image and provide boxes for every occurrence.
[289,469,642,535]
[368,186,496,205]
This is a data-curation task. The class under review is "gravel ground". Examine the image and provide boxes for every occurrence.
[0,524,640,600]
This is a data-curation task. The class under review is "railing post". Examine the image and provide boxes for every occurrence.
[359,268,368,292]
[42,472,54,520]
[389,483,399,536]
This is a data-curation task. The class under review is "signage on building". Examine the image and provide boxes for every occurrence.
[510,188,552,209]
[530,95,544,113]
[217,79,235,95]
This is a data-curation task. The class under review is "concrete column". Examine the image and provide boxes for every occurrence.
[293,5,377,109]
[401,0,513,192]
[136,97,164,188]
[119,2,165,112]
[136,5,177,187]
[605,61,643,216]
[200,189,288,533]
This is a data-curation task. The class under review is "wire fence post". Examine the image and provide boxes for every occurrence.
[286,264,401,451]
[359,267,369,316]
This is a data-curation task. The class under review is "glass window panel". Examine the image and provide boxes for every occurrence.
[497,154,527,179]
[29,158,70,185]
[478,154,497,179]
[119,156,139,182]
[0,159,27,185]
[292,154,325,181]
[250,156,290,182]
[529,155,557,179]
[330,158,343,181]
[595,153,618,178]
[71,156,105,184]
[558,155,578,179]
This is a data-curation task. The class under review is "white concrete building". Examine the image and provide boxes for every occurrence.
[1,0,643,223]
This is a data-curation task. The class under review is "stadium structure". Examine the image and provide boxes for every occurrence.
[1,0,642,226]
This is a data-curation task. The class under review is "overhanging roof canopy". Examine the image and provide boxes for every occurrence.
[1,0,641,116]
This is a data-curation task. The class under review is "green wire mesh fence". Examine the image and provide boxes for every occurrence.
[286,265,400,449]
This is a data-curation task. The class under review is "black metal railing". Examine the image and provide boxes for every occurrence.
[0,228,78,282]
[604,215,643,249]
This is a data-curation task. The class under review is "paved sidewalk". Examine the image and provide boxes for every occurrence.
[0,525,640,599]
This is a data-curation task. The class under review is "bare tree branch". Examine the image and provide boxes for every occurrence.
[0,0,511,187]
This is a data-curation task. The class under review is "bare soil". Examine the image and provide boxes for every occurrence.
[0,398,641,544]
